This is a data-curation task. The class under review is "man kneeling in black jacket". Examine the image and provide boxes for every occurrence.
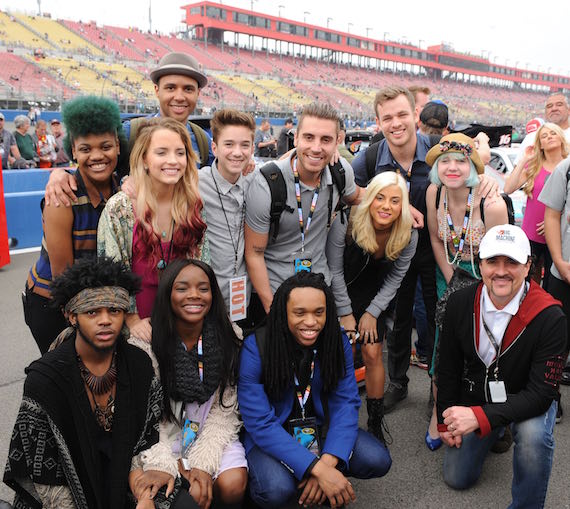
[436,224,566,509]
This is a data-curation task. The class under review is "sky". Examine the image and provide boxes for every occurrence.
[1,0,568,77]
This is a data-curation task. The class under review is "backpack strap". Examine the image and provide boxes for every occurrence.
[127,116,145,154]
[364,141,381,184]
[435,186,442,210]
[189,121,209,167]
[329,160,347,226]
[260,162,294,243]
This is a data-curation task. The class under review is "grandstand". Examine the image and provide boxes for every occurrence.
[0,4,566,126]
[0,11,53,51]
[13,14,105,57]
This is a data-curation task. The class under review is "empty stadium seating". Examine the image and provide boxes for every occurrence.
[0,9,551,126]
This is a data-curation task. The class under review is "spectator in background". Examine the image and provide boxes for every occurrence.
[408,85,431,121]
[34,120,57,169]
[50,118,70,167]
[516,93,570,164]
[277,117,294,156]
[418,101,449,136]
[505,123,569,291]
[337,119,354,164]
[13,115,37,168]
[254,119,277,158]
[0,112,26,169]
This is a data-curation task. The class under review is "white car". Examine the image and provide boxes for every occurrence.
[485,146,526,227]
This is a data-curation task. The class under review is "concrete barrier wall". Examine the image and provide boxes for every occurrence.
[3,169,50,249]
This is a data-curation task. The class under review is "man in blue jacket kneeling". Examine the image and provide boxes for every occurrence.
[238,271,391,509]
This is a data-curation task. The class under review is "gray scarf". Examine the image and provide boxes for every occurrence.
[172,318,222,405]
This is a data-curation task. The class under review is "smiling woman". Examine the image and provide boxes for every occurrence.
[326,172,417,445]
[97,117,209,342]
[23,95,125,354]
[129,258,247,509]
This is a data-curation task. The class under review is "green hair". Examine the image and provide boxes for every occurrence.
[62,95,128,169]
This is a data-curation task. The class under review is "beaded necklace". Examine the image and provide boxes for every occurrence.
[443,187,477,276]
[77,351,117,431]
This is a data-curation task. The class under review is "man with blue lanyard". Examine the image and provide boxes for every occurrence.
[244,103,360,317]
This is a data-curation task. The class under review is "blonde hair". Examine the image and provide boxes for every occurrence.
[351,172,412,259]
[129,118,205,263]
[524,122,570,196]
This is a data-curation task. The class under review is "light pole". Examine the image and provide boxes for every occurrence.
[366,27,372,38]
[304,11,310,23]
[383,31,389,40]
[327,17,333,28]
[278,4,284,17]
[347,22,353,34]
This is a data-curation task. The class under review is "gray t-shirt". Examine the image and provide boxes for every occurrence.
[326,216,418,317]
[0,128,16,167]
[199,162,251,309]
[538,157,570,280]
[245,151,356,293]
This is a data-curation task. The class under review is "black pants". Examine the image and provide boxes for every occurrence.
[22,286,67,355]
[548,275,570,355]
[529,240,552,291]
[387,243,436,387]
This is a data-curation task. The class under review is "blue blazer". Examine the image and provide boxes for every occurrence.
[238,332,361,480]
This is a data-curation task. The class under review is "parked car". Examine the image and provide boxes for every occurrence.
[485,146,526,227]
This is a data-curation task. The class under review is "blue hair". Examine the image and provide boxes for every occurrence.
[429,152,479,187]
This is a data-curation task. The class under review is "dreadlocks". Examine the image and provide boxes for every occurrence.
[262,272,346,400]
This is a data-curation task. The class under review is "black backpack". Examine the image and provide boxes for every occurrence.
[435,186,515,226]
[260,160,346,243]
[364,134,442,184]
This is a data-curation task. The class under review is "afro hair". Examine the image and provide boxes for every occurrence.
[49,257,140,310]
[62,95,129,170]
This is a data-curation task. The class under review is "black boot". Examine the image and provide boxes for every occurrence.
[367,397,392,446]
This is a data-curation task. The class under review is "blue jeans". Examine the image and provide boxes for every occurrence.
[443,401,557,509]
[247,428,392,509]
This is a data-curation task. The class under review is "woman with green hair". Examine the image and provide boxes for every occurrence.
[23,95,127,354]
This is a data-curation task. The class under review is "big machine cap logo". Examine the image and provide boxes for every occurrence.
[495,229,515,243]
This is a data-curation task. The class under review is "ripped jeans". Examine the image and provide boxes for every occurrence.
[443,400,557,509]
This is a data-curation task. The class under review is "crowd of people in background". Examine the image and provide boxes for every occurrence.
[2,50,570,509]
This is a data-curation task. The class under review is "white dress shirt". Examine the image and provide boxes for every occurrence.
[479,282,527,367]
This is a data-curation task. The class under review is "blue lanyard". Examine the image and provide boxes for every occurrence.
[293,158,320,251]
[293,349,317,420]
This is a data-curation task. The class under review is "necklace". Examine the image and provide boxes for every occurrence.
[157,219,175,270]
[77,351,117,431]
[77,351,117,395]
[443,188,476,275]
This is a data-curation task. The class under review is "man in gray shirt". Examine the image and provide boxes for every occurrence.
[254,119,277,158]
[245,103,360,315]
[199,109,255,324]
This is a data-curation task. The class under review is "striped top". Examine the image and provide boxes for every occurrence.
[27,171,117,297]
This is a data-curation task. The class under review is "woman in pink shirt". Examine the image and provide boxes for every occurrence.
[505,123,569,290]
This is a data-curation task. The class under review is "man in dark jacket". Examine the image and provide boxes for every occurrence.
[437,224,566,508]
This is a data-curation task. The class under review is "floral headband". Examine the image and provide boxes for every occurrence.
[439,140,473,158]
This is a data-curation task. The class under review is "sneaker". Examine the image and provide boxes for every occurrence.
[410,351,428,370]
[384,383,408,413]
